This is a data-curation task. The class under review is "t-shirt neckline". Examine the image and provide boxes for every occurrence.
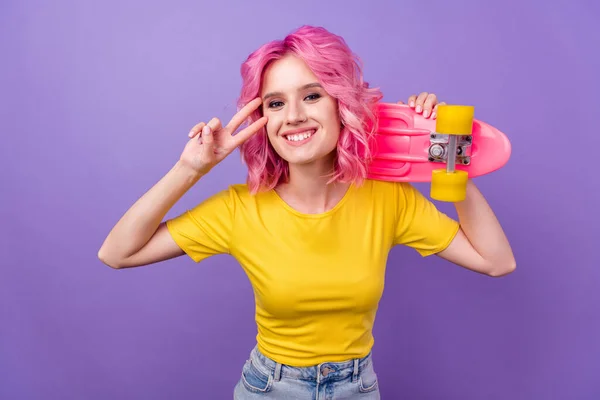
[269,183,355,219]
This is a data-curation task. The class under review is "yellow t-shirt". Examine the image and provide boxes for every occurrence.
[166,179,459,366]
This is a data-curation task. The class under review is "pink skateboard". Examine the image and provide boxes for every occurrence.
[367,102,511,201]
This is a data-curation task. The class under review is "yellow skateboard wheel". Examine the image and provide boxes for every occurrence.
[430,169,468,202]
[436,105,474,135]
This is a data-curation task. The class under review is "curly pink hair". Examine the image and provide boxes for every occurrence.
[237,25,383,194]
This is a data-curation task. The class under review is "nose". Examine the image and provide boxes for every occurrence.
[286,100,307,125]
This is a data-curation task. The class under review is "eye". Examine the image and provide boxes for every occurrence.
[268,100,284,109]
[305,93,321,101]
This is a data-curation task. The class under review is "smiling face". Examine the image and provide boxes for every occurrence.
[260,54,341,167]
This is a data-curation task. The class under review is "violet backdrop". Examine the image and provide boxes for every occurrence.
[2,0,598,399]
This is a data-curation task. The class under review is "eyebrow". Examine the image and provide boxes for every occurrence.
[262,82,323,101]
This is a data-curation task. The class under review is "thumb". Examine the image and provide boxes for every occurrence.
[200,125,215,158]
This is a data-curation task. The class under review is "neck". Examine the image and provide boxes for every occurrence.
[276,155,351,214]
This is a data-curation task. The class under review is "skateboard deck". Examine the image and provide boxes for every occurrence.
[367,102,511,201]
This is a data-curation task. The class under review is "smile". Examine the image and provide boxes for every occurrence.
[284,129,316,143]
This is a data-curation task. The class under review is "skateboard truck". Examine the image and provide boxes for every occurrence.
[428,133,472,166]
[429,105,474,202]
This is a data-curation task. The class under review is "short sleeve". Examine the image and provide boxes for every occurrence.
[165,188,235,263]
[393,182,460,257]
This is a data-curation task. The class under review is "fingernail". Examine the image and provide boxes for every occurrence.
[431,112,437,119]
[202,126,210,136]
[410,101,415,107]
[416,105,422,113]
[423,110,429,118]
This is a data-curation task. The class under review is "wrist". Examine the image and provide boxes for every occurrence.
[173,160,204,184]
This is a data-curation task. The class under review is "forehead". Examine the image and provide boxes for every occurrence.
[261,54,319,94]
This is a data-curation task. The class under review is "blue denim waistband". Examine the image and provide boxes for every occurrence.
[249,345,373,383]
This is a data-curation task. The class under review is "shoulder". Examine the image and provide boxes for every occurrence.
[224,183,250,200]
[225,183,271,203]
[355,178,416,199]
[354,180,432,214]
[180,183,253,216]
[344,179,406,215]
[202,183,252,202]
[211,183,279,214]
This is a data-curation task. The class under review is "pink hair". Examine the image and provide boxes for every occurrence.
[237,25,383,194]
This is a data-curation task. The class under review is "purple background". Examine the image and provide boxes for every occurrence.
[2,0,599,399]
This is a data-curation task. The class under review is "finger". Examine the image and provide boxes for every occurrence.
[415,92,429,113]
[423,94,437,118]
[189,121,206,138]
[397,100,405,105]
[407,94,417,108]
[415,92,428,113]
[225,97,263,133]
[432,101,446,119]
[231,116,268,147]
[200,125,215,158]
[207,117,222,133]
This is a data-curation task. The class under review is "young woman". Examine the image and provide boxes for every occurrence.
[99,25,515,399]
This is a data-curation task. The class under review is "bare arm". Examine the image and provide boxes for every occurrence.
[97,162,202,269]
[437,180,516,277]
[395,93,515,277]
[97,97,268,269]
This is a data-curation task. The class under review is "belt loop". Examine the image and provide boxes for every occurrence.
[274,362,282,382]
[352,358,359,383]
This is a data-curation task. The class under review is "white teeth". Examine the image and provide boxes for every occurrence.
[285,130,314,142]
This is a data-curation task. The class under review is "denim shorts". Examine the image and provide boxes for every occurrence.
[233,345,380,399]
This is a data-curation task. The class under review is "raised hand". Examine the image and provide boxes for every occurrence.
[181,98,268,175]
[398,92,446,119]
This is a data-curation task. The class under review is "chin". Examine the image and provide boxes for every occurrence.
[283,150,337,168]
[276,152,316,165]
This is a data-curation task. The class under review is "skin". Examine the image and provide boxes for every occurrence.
[260,54,347,214]
[98,54,515,277]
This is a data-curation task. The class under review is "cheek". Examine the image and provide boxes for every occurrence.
[324,108,341,136]
[265,116,281,140]
[321,102,340,127]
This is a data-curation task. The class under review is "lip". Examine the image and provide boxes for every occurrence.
[280,127,319,136]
